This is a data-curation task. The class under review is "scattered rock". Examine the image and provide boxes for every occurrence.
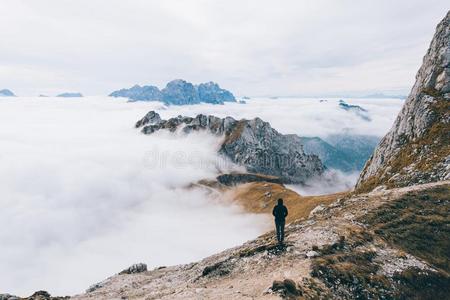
[119,263,147,275]
[306,250,320,258]
[309,205,325,218]
[201,259,235,278]
[271,279,303,299]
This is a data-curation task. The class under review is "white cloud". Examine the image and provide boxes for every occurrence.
[0,96,403,296]
[0,97,270,296]
[0,0,448,96]
[0,95,403,295]
[287,170,360,196]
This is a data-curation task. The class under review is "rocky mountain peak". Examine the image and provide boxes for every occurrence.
[356,11,450,191]
[110,80,236,104]
[135,111,324,183]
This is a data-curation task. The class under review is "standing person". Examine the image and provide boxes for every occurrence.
[272,198,288,244]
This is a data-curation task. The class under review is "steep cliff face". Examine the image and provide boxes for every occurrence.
[136,111,324,183]
[356,11,450,192]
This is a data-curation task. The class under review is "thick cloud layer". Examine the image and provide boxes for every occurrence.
[0,98,269,296]
[136,97,404,137]
[0,97,402,296]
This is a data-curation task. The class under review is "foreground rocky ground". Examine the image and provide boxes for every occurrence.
[66,180,449,300]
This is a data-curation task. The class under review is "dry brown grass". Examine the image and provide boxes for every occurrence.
[227,182,347,223]
[222,120,246,145]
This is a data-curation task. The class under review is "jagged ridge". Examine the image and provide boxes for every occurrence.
[135,111,324,184]
[110,79,236,105]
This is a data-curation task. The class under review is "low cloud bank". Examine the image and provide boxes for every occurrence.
[0,96,401,296]
[0,98,268,296]
[144,97,403,138]
[287,170,360,196]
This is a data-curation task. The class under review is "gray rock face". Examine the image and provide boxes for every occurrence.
[0,89,15,97]
[356,11,450,191]
[57,92,83,98]
[109,84,162,101]
[109,80,236,105]
[119,263,148,275]
[161,79,200,105]
[135,111,162,128]
[197,81,235,104]
[136,111,324,183]
[0,290,67,300]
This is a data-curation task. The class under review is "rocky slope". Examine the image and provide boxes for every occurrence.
[109,80,236,104]
[71,180,450,300]
[357,11,450,192]
[135,111,324,183]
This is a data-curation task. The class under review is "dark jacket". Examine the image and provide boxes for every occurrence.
[272,204,288,222]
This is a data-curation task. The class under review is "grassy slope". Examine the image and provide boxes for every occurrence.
[311,184,450,300]
[228,182,347,223]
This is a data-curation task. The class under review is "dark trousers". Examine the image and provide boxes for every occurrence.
[275,219,285,243]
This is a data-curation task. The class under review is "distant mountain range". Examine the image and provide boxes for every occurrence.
[361,93,406,99]
[135,111,324,184]
[110,79,236,105]
[57,92,83,98]
[0,89,15,97]
[299,134,380,173]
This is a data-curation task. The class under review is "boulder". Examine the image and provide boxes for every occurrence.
[119,263,147,275]
[161,79,200,105]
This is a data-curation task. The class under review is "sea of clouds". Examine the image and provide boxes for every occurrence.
[0,96,403,296]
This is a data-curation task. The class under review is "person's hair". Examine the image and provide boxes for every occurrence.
[277,198,283,204]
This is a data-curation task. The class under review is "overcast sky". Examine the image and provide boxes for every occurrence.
[1,0,449,96]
